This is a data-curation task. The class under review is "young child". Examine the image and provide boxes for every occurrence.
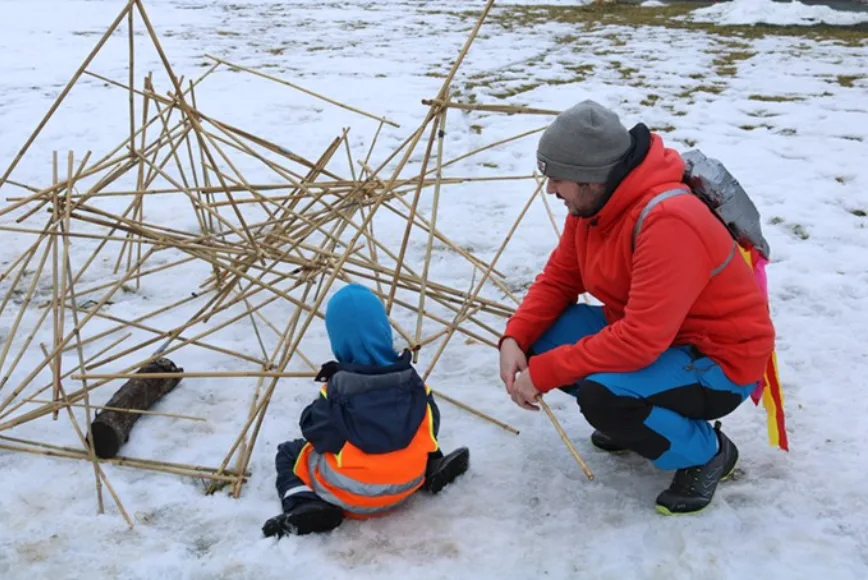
[262,283,470,537]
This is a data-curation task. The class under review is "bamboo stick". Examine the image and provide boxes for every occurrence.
[385,111,442,315]
[422,180,543,382]
[415,107,448,361]
[0,0,135,188]
[0,333,131,423]
[422,99,561,116]
[204,55,399,128]
[128,7,136,158]
[537,396,594,481]
[62,152,108,514]
[37,344,133,525]
[134,1,264,263]
[31,399,205,422]
[51,152,60,419]
[0,245,160,417]
[72,370,317,380]
[0,439,247,483]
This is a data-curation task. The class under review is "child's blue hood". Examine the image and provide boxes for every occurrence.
[324,284,398,366]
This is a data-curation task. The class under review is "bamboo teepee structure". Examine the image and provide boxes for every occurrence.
[0,0,581,527]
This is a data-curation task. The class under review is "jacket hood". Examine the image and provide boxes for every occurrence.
[590,127,686,230]
[325,284,399,366]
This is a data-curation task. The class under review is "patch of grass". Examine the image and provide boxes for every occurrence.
[602,32,628,47]
[835,74,864,88]
[790,224,810,240]
[484,4,868,46]
[678,84,725,99]
[482,162,499,169]
[776,128,798,136]
[769,216,785,225]
[265,47,285,56]
[651,125,676,133]
[341,20,369,30]
[711,50,756,76]
[747,94,805,102]
[839,135,865,142]
[739,123,773,131]
[566,63,595,77]
[849,208,867,217]
[492,82,542,99]
[746,109,780,118]
[641,93,661,107]
[470,124,483,135]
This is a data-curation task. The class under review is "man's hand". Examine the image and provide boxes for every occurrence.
[510,369,541,411]
[499,337,527,392]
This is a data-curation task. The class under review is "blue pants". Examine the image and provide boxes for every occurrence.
[530,305,756,470]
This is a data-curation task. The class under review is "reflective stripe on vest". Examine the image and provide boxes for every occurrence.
[632,188,737,278]
[305,449,424,515]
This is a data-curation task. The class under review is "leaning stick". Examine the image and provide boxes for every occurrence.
[0,333,131,424]
[204,54,399,128]
[0,439,246,483]
[422,180,543,383]
[537,395,594,481]
[415,106,449,358]
[51,152,60,418]
[422,99,561,116]
[0,245,159,417]
[385,110,442,315]
[0,0,135,188]
[72,371,318,380]
[31,399,205,422]
[436,389,519,435]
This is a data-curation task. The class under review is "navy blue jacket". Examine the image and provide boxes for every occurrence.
[299,350,441,455]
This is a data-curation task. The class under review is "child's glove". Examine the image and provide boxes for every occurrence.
[315,361,339,382]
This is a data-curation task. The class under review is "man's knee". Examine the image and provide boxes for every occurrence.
[576,380,650,431]
[577,379,671,460]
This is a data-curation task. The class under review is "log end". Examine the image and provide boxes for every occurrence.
[90,421,121,459]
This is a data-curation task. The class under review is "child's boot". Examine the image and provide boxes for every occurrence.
[422,447,470,494]
[262,498,344,537]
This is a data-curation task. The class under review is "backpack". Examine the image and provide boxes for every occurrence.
[632,149,788,451]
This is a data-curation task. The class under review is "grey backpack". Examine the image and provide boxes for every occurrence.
[632,149,771,276]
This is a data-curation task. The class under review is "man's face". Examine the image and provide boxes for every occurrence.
[545,178,606,218]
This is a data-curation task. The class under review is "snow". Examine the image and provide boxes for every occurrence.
[0,0,867,578]
[686,0,868,26]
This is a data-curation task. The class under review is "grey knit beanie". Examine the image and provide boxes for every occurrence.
[536,99,631,184]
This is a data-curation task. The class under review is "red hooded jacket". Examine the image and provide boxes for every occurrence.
[503,134,775,393]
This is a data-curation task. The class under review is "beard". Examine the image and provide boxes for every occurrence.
[569,189,612,218]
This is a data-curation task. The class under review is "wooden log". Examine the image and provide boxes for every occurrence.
[88,357,183,459]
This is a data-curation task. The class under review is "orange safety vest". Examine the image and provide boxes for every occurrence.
[293,384,439,519]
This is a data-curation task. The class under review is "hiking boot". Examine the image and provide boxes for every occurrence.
[262,499,344,537]
[422,447,470,494]
[590,430,629,454]
[655,422,738,516]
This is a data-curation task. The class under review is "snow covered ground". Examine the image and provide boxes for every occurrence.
[0,0,867,578]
